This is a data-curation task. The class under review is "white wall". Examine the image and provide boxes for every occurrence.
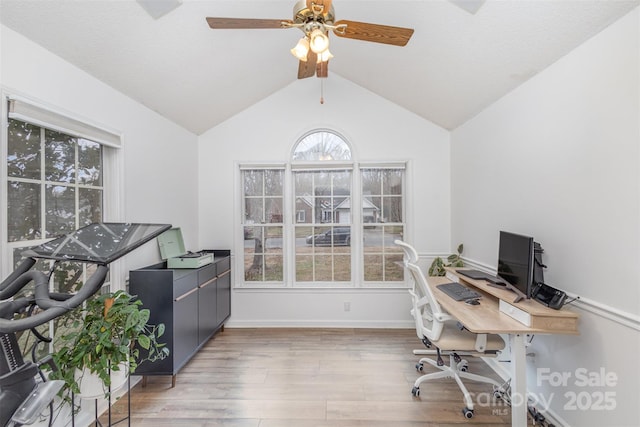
[198,74,450,327]
[0,25,199,277]
[451,8,639,426]
[6,7,638,424]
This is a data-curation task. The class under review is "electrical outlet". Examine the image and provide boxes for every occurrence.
[344,302,351,312]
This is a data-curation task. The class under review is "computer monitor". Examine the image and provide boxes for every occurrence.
[495,231,535,303]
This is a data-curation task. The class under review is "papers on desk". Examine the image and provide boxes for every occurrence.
[445,271,460,282]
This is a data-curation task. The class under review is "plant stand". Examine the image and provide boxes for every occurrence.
[71,374,131,427]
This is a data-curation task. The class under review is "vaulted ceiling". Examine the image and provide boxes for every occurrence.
[1,0,638,135]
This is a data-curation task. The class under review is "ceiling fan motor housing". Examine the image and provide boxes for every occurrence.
[293,0,335,26]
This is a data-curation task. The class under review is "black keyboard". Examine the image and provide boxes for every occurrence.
[457,269,505,285]
[436,282,481,301]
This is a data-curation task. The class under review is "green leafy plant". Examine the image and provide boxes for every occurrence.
[428,243,464,276]
[49,290,169,400]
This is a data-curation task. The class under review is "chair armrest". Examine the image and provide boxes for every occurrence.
[435,312,454,323]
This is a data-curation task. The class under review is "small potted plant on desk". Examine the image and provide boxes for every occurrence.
[50,290,169,404]
[429,243,464,276]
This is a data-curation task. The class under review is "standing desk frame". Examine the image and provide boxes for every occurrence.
[425,268,579,427]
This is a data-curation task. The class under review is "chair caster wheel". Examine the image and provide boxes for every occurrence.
[415,363,424,372]
[493,389,504,399]
[460,364,469,372]
[411,386,420,397]
[462,407,474,418]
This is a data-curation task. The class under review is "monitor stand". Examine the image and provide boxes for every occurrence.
[486,275,527,303]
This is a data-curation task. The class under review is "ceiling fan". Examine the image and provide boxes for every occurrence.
[206,0,414,79]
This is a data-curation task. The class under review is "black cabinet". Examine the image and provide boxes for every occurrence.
[129,250,230,385]
[216,265,231,326]
[197,263,218,345]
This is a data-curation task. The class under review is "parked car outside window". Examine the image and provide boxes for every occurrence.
[306,227,351,246]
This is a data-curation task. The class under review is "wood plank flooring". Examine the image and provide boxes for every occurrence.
[105,328,511,426]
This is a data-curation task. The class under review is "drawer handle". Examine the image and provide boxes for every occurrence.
[199,277,217,288]
[217,270,231,279]
[175,287,198,301]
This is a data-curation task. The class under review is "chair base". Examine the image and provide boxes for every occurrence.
[412,353,505,413]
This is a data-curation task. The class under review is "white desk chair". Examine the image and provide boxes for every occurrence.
[395,240,507,419]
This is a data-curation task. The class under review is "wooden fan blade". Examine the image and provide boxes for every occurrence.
[206,17,293,29]
[297,50,318,79]
[316,60,329,78]
[333,20,414,46]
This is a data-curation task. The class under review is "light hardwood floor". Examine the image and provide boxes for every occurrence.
[106,328,511,426]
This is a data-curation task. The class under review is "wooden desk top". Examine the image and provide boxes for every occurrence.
[428,269,579,335]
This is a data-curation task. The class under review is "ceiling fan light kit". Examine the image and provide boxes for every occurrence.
[206,0,414,79]
[317,49,333,63]
[291,37,310,61]
[309,28,330,53]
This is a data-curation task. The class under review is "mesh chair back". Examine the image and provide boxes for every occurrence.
[395,240,445,342]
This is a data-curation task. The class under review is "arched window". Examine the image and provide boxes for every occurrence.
[240,129,406,287]
[292,130,351,161]
[292,131,353,282]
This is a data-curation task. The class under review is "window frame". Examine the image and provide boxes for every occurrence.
[292,166,355,285]
[6,125,105,242]
[1,93,125,287]
[360,165,407,284]
[237,132,408,289]
[239,165,286,286]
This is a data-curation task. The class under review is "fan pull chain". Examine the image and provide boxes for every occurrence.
[320,79,324,104]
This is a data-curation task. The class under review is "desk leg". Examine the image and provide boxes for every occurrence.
[510,333,527,427]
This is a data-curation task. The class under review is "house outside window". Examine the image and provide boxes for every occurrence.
[240,130,405,287]
[294,168,352,283]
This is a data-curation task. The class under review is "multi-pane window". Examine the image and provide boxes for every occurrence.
[240,130,406,287]
[242,169,284,282]
[294,169,352,282]
[8,118,103,271]
[6,116,107,357]
[361,168,405,282]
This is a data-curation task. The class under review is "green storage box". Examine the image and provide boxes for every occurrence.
[157,228,213,269]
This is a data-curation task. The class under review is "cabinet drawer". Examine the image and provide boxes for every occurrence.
[198,263,217,284]
[173,272,197,299]
[216,256,230,273]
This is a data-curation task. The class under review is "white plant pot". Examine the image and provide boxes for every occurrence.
[75,362,129,399]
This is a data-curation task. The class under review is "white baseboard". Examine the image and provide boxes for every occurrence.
[226,319,414,329]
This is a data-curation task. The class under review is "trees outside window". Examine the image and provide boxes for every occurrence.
[6,117,107,356]
[7,118,104,274]
[242,169,284,282]
[361,168,405,282]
